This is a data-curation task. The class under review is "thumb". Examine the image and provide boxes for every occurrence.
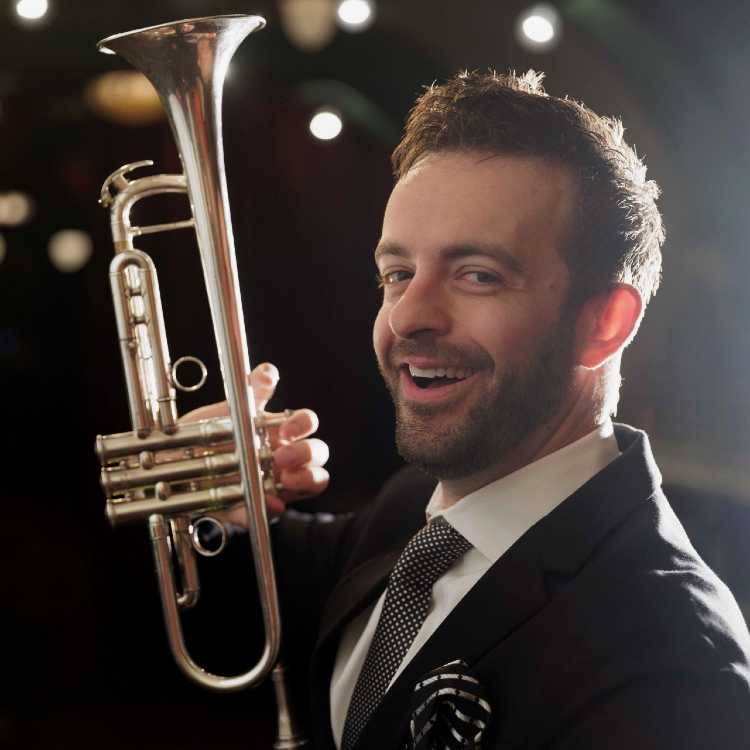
[250,362,279,411]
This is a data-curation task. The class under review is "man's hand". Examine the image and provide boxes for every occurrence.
[179,362,329,524]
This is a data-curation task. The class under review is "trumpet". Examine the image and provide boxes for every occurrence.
[94,15,307,749]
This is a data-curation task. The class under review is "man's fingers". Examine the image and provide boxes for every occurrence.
[274,408,319,443]
[250,362,279,411]
[156,360,323,523]
[265,495,287,519]
[179,362,279,424]
[274,437,329,470]
[277,465,330,499]
[213,492,286,527]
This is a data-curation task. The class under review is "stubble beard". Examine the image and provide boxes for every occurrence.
[381,324,577,481]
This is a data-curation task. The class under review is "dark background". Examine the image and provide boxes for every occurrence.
[2,0,750,747]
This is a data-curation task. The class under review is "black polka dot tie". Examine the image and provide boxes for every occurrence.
[341,522,472,750]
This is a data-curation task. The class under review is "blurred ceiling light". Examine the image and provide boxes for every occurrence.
[84,71,165,127]
[310,107,343,140]
[48,229,93,273]
[279,0,337,53]
[336,0,376,32]
[0,192,34,227]
[15,0,47,19]
[515,3,562,52]
[0,233,6,266]
[13,0,52,28]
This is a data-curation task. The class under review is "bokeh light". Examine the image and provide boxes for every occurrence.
[48,229,93,273]
[337,0,376,32]
[279,0,338,53]
[515,3,561,52]
[523,14,554,43]
[15,0,47,20]
[12,0,52,28]
[0,192,35,227]
[310,108,343,140]
[84,71,164,127]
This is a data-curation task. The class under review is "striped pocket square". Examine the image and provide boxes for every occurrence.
[410,660,491,750]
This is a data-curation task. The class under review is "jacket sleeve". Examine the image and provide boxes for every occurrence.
[542,670,750,750]
[271,508,360,640]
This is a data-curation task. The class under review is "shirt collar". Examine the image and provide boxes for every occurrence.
[426,419,620,563]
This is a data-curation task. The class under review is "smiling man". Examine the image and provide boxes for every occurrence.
[263,70,750,750]
[374,153,600,495]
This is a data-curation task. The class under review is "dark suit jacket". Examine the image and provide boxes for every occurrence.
[272,425,750,749]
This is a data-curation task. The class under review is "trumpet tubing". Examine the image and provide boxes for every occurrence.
[94,15,307,749]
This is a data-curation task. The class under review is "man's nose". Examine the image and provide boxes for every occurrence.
[388,276,452,339]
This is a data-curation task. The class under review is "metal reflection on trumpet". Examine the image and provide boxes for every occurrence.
[94,15,307,749]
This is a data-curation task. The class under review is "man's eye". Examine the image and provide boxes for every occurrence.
[464,270,500,284]
[376,270,413,287]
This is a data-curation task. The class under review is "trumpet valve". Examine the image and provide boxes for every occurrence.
[155,481,172,501]
[139,450,155,469]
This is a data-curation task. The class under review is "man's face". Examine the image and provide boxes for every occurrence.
[373,151,578,481]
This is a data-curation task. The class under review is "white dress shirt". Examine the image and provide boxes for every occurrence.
[329,421,621,747]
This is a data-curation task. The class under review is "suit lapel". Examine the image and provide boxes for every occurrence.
[535,425,659,575]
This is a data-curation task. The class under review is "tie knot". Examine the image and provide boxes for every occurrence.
[391,522,471,591]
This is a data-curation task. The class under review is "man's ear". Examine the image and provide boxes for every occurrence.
[574,284,643,369]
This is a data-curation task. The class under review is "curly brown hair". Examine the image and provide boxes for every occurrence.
[392,70,664,316]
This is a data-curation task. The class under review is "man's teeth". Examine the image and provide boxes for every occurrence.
[408,365,475,379]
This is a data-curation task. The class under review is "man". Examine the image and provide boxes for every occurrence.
[221,70,750,748]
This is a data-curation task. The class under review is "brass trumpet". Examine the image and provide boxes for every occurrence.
[94,15,306,748]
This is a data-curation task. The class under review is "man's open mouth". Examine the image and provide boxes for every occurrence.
[408,364,476,390]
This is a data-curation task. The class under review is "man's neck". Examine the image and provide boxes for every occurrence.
[438,386,606,507]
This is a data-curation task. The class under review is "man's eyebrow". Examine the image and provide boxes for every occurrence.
[374,241,530,277]
[374,242,408,263]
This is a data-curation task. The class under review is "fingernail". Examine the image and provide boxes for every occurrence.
[263,362,279,377]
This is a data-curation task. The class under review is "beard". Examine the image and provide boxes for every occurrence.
[379,323,576,481]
